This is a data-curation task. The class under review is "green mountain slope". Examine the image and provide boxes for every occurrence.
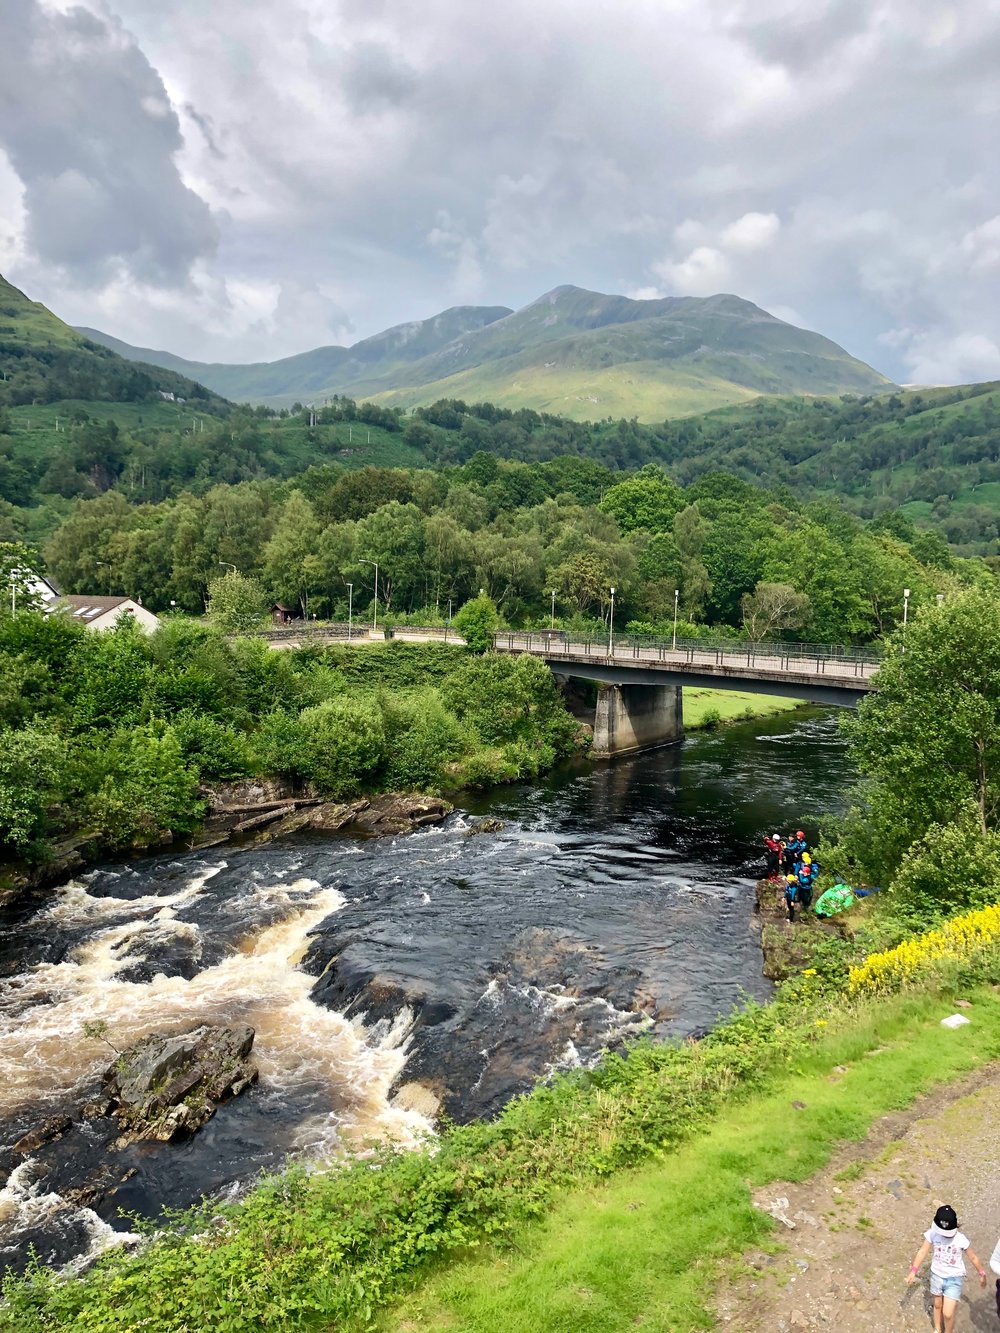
[79,304,514,404]
[79,286,892,419]
[0,273,227,410]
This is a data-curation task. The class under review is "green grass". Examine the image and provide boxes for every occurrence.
[381,987,1000,1333]
[683,687,804,729]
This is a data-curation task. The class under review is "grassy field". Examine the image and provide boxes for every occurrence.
[380,987,1000,1333]
[683,687,804,729]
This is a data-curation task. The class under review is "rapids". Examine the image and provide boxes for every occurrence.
[0,707,849,1274]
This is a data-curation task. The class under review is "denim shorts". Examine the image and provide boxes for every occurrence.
[930,1273,964,1300]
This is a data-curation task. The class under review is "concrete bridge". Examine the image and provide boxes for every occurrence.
[492,631,879,758]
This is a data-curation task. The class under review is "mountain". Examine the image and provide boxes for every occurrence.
[0,273,227,410]
[79,304,513,406]
[80,285,892,420]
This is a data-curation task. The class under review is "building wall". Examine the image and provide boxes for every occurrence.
[88,603,161,635]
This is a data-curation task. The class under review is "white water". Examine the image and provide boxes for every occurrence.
[1,866,428,1151]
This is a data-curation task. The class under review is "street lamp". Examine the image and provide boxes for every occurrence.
[936,593,945,607]
[346,582,353,640]
[446,596,453,642]
[672,587,680,650]
[218,561,237,575]
[359,559,379,631]
[549,589,556,630]
[608,586,616,655]
[903,587,911,627]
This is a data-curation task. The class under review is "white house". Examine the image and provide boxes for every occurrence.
[53,595,161,634]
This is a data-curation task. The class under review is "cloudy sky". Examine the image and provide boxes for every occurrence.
[2,0,999,383]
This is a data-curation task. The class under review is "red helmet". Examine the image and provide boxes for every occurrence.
[796,830,805,839]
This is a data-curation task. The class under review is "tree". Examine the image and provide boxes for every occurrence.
[206,570,268,634]
[741,582,810,641]
[263,492,321,617]
[599,467,684,534]
[298,698,386,796]
[453,593,499,653]
[672,504,712,619]
[840,589,1000,887]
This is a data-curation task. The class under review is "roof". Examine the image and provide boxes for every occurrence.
[54,595,143,622]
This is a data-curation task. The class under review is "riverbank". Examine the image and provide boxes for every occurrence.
[684,686,806,729]
[6,885,998,1332]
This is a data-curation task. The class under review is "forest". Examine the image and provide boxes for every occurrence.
[27,456,988,647]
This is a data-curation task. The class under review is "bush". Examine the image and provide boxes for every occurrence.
[76,726,203,848]
[887,808,1000,922]
[380,690,466,790]
[298,697,386,796]
[453,593,499,653]
[0,725,66,852]
[249,710,312,781]
[169,712,252,781]
[443,653,579,756]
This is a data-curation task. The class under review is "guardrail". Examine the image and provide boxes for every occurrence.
[493,631,881,679]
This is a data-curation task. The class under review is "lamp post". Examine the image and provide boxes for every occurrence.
[936,593,945,607]
[608,586,616,656]
[672,587,680,651]
[346,582,353,640]
[903,586,911,627]
[549,589,556,630]
[96,560,112,594]
[218,561,237,575]
[360,559,379,631]
[446,596,453,643]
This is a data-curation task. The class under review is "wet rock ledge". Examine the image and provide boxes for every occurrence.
[196,781,453,849]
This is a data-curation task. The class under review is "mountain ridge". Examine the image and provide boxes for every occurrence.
[78,283,893,421]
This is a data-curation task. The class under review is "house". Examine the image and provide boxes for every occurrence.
[270,603,298,625]
[52,595,161,634]
[25,571,61,611]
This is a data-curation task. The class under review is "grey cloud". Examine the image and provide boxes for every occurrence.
[4,0,999,383]
[339,42,418,113]
[0,0,216,284]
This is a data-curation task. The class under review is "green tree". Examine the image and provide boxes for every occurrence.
[263,491,321,617]
[207,570,268,634]
[599,467,684,534]
[840,589,1000,886]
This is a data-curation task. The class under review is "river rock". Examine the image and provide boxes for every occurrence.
[13,1113,73,1154]
[101,1025,258,1142]
[351,794,452,836]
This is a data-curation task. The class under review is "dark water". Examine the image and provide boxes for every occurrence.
[0,707,848,1273]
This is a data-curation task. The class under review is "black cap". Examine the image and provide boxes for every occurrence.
[934,1205,959,1235]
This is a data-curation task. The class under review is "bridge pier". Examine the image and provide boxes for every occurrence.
[592,683,683,758]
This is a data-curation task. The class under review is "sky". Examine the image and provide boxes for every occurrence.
[1,0,999,384]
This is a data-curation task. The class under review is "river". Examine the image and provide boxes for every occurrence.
[0,707,849,1275]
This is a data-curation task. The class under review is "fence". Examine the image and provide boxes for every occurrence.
[492,631,881,679]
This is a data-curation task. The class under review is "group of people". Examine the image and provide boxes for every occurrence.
[908,1205,1000,1332]
[763,829,819,920]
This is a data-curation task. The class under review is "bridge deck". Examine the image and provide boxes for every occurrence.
[493,632,878,704]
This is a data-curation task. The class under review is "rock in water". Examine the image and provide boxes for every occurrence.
[102,1025,258,1142]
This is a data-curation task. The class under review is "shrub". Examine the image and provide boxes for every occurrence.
[848,900,1000,995]
[76,726,203,848]
[380,690,466,790]
[170,712,252,781]
[453,593,499,653]
[0,725,66,852]
[298,697,386,796]
[888,808,1000,922]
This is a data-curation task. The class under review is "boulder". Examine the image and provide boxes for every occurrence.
[352,794,451,836]
[101,1025,258,1142]
[13,1113,73,1154]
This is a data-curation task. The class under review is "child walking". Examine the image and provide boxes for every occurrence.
[906,1205,988,1333]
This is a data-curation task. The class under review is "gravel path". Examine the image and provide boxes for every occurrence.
[715,1065,1000,1332]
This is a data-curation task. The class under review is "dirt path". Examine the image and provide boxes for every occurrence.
[715,1065,1000,1333]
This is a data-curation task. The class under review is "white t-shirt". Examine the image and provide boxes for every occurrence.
[925,1229,970,1278]
[989,1237,1000,1277]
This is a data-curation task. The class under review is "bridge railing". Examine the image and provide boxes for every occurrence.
[492,631,882,678]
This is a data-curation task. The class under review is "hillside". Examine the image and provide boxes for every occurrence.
[79,304,513,405]
[80,285,892,419]
[0,274,227,411]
